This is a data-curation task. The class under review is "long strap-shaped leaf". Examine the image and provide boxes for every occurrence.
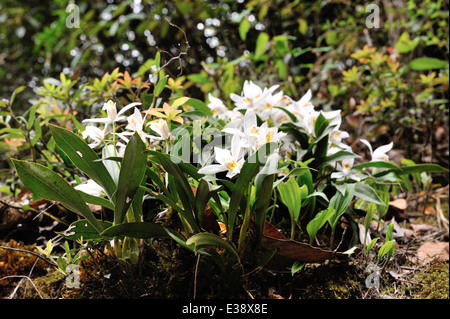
[50,125,116,199]
[12,159,104,233]
[114,132,147,225]
[226,143,276,241]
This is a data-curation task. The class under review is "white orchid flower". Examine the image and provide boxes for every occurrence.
[82,100,141,125]
[198,133,245,178]
[230,80,279,111]
[125,107,145,132]
[255,89,283,121]
[149,119,171,140]
[329,129,350,148]
[207,93,229,120]
[74,179,105,197]
[360,139,393,162]
[331,158,360,181]
[255,125,287,150]
[118,108,155,143]
[81,126,105,148]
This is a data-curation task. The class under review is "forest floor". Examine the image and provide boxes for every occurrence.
[0,186,448,300]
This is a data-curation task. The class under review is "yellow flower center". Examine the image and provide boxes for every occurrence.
[343,162,351,170]
[249,126,259,135]
[266,130,273,143]
[243,97,251,104]
[156,119,166,128]
[225,160,237,171]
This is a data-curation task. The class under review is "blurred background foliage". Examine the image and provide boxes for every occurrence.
[0,0,448,177]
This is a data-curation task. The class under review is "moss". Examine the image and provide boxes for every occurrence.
[411,260,449,299]
[21,270,65,299]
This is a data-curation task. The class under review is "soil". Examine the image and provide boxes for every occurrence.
[0,186,448,300]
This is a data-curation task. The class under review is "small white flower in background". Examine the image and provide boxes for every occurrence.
[82,100,141,125]
[360,139,393,162]
[149,65,159,84]
[81,126,105,148]
[118,108,155,143]
[223,109,286,151]
[230,80,279,111]
[125,108,145,132]
[289,89,315,121]
[255,88,283,121]
[198,133,245,178]
[270,107,292,127]
[74,179,105,197]
[255,125,287,150]
[222,109,244,129]
[149,119,171,140]
[331,158,360,182]
[329,117,350,148]
[207,93,229,120]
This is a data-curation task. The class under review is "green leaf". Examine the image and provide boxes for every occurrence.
[314,113,329,139]
[195,179,223,226]
[395,32,419,53]
[277,178,302,222]
[291,260,305,276]
[409,57,449,71]
[76,190,114,211]
[147,150,196,208]
[102,221,168,238]
[26,104,38,130]
[59,219,112,241]
[186,233,240,262]
[354,183,385,206]
[154,76,168,97]
[185,98,213,116]
[10,86,26,106]
[353,161,399,171]
[385,223,395,242]
[114,132,147,225]
[398,163,448,175]
[12,159,104,233]
[227,143,277,240]
[239,18,251,41]
[328,183,356,229]
[319,151,360,169]
[377,240,395,264]
[50,125,116,199]
[306,208,335,245]
[366,238,378,255]
[255,32,269,57]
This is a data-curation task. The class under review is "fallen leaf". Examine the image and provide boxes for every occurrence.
[417,241,449,264]
[410,224,435,235]
[424,205,436,215]
[260,221,353,269]
[389,198,407,210]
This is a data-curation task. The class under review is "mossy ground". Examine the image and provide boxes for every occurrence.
[1,190,448,299]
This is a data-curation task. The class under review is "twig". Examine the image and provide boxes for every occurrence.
[157,19,190,76]
[0,198,70,227]
[9,257,39,299]
[0,245,58,268]
[0,275,44,299]
[193,254,200,299]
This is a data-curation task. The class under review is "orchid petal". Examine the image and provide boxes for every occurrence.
[117,102,141,117]
[198,164,227,175]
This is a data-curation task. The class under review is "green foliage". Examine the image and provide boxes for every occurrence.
[1,0,449,292]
